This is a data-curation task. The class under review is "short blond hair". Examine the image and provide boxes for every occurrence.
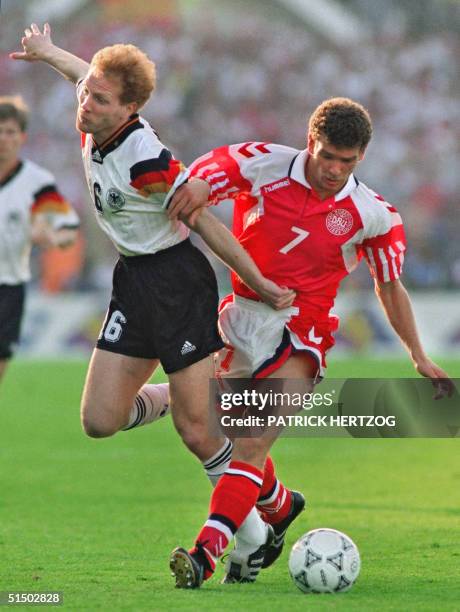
[91,44,156,109]
[0,95,29,131]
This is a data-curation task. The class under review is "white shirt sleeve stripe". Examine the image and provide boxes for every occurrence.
[366,247,377,274]
[378,248,390,282]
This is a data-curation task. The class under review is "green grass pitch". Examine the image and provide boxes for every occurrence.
[1,358,459,610]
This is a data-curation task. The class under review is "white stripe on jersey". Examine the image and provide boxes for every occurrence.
[210,178,231,193]
[378,247,390,282]
[207,171,228,181]
[388,245,400,278]
[366,247,378,276]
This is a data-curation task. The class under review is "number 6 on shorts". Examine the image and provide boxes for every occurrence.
[104,310,127,342]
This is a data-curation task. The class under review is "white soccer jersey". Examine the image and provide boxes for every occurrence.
[0,160,79,284]
[79,109,189,256]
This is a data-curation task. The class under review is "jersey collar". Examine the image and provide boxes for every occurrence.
[91,114,143,162]
[289,149,359,202]
[0,160,24,188]
[289,149,311,188]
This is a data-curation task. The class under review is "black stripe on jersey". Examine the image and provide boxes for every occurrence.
[209,513,238,534]
[0,160,24,188]
[92,114,144,160]
[129,149,173,182]
[287,153,299,178]
[33,183,58,200]
[354,176,359,187]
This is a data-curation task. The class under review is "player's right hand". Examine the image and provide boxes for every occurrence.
[10,23,54,62]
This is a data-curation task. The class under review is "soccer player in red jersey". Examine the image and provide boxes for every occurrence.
[167,97,454,587]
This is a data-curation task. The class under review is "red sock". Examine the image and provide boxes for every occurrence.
[256,455,292,524]
[190,460,263,578]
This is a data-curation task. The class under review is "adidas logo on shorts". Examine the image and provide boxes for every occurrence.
[181,340,197,355]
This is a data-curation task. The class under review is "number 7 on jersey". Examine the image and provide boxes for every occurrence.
[280,226,310,254]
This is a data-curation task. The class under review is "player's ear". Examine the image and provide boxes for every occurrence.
[307,134,315,154]
[127,101,138,116]
[358,147,366,162]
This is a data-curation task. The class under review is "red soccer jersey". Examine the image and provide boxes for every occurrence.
[190,142,406,328]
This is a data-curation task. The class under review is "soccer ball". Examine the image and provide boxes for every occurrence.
[288,528,360,594]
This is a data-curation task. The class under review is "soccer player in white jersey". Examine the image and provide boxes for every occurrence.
[11,24,299,574]
[0,95,79,384]
[166,97,454,587]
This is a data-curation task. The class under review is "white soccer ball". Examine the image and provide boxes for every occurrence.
[288,528,361,594]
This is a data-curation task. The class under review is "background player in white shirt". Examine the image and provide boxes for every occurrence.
[0,95,79,384]
[166,97,454,587]
[11,23,297,570]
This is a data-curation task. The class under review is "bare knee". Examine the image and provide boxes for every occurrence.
[81,416,119,438]
[80,402,121,439]
[177,424,208,455]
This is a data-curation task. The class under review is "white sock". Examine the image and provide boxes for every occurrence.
[236,508,269,550]
[202,438,233,485]
[202,439,268,549]
[123,383,170,430]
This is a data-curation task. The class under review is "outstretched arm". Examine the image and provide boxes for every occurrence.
[10,23,89,84]
[375,278,454,398]
[186,209,295,311]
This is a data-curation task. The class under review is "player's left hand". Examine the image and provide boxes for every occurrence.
[167,179,210,225]
[257,279,296,310]
[414,357,455,399]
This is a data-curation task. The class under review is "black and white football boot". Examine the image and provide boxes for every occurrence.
[221,524,275,584]
[170,546,207,589]
[262,490,306,568]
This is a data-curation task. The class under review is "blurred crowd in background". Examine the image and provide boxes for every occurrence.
[1,0,459,293]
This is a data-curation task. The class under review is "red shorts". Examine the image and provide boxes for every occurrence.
[216,294,338,379]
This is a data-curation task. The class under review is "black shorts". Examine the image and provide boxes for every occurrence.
[97,239,224,374]
[0,283,26,359]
